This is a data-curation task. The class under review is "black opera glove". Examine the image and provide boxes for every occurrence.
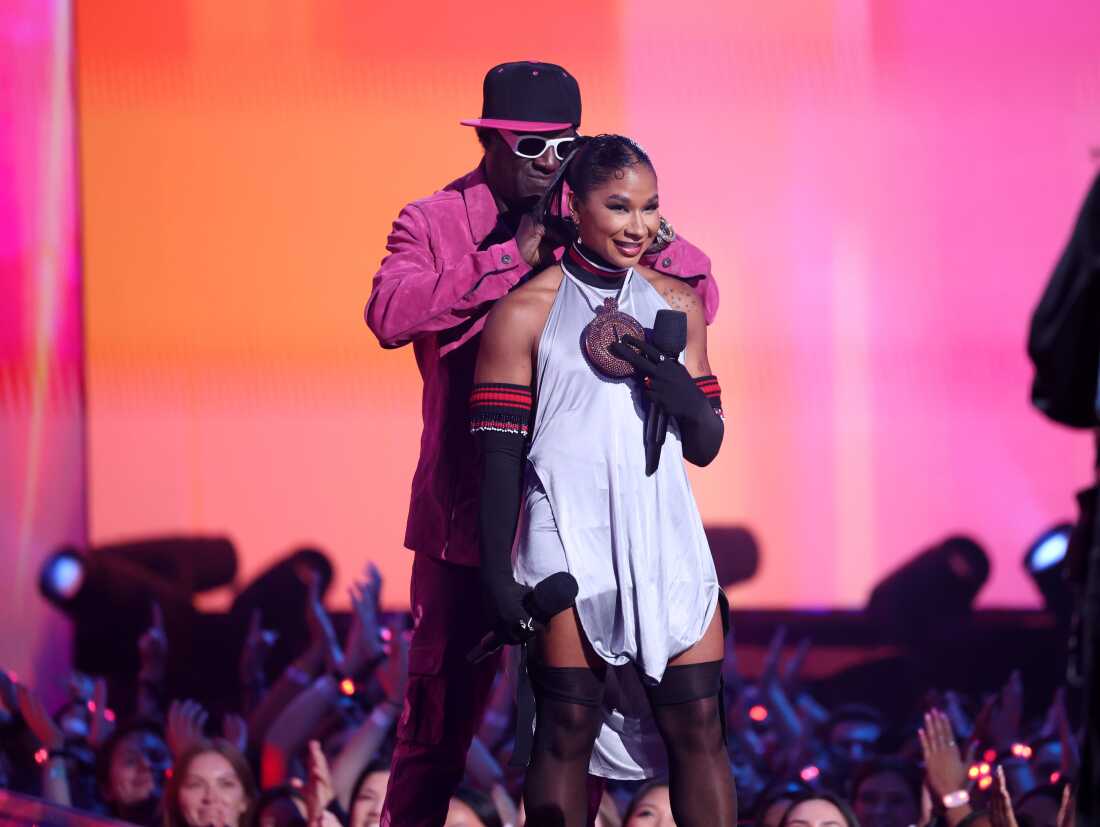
[608,334,724,466]
[609,335,710,420]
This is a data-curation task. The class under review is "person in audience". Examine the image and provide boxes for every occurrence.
[254,785,307,827]
[623,780,674,826]
[347,760,390,827]
[849,759,921,827]
[1014,785,1067,827]
[753,781,815,827]
[446,786,504,827]
[95,721,172,825]
[780,794,862,827]
[164,739,257,827]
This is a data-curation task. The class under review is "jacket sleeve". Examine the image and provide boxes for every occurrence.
[365,202,526,348]
[1028,173,1100,427]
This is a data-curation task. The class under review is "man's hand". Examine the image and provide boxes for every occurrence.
[512,213,558,268]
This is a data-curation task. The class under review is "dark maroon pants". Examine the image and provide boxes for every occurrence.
[380,552,501,826]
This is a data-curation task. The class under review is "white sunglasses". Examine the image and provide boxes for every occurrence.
[498,129,578,161]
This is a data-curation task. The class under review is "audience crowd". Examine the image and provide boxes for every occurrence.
[0,560,1081,827]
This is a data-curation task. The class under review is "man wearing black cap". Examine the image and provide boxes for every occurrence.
[365,61,719,825]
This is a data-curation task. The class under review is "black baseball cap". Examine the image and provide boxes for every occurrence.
[461,61,581,133]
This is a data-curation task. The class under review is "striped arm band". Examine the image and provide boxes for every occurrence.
[469,383,534,437]
[694,375,724,420]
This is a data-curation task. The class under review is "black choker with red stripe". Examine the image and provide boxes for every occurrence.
[562,242,629,287]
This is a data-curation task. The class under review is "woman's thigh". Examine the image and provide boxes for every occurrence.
[535,607,607,676]
[668,605,725,667]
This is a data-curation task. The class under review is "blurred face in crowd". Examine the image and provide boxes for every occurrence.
[444,797,488,827]
[1030,742,1063,782]
[107,730,171,806]
[625,784,676,827]
[853,771,919,827]
[350,769,389,827]
[177,750,250,827]
[57,701,91,741]
[1016,794,1060,827]
[829,719,881,764]
[761,798,797,827]
[257,794,307,827]
[785,799,849,827]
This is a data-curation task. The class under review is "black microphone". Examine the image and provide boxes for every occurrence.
[467,571,579,663]
[644,309,688,476]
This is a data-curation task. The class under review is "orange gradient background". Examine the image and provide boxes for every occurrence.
[78,1,1100,610]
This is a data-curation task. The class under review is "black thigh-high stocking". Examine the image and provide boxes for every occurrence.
[524,666,606,827]
[648,661,737,827]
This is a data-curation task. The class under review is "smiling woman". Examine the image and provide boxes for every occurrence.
[164,739,257,827]
[472,134,734,825]
[780,795,862,827]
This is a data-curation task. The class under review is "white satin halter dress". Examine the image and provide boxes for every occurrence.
[513,265,720,779]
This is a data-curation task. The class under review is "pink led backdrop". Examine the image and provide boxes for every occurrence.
[78,2,1100,611]
[0,0,83,688]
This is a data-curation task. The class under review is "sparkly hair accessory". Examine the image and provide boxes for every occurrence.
[582,297,645,378]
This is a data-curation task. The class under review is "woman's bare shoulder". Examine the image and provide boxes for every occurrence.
[635,266,703,318]
[485,265,562,333]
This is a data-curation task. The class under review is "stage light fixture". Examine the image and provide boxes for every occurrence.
[39,548,86,606]
[867,535,990,644]
[1023,523,1074,624]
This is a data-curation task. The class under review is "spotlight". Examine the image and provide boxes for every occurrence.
[38,538,236,675]
[749,704,769,722]
[1024,523,1074,624]
[39,549,85,604]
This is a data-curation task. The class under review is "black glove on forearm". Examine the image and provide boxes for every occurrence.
[470,382,536,642]
[609,334,724,466]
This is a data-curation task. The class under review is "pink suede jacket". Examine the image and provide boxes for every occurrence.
[365,164,718,567]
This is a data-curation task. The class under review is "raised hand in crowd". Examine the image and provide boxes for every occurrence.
[89,676,114,748]
[246,592,330,743]
[976,670,1024,753]
[989,766,1020,827]
[919,708,974,827]
[167,699,209,760]
[944,690,974,743]
[303,566,345,676]
[1046,687,1081,779]
[1057,785,1076,827]
[329,618,411,809]
[222,713,248,756]
[344,563,386,678]
[239,609,278,712]
[375,618,410,710]
[137,602,168,720]
[305,740,339,827]
[0,668,17,726]
[15,683,71,806]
